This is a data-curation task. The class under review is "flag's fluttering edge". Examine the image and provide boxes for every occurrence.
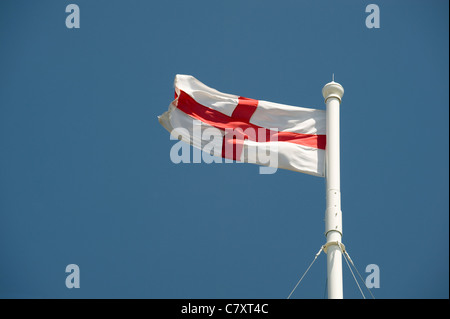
[158,75,326,177]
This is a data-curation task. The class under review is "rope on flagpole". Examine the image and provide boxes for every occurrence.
[339,244,366,299]
[342,249,376,299]
[287,246,323,299]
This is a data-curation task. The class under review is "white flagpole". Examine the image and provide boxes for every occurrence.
[322,79,344,299]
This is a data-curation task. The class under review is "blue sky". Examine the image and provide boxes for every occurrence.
[0,0,448,299]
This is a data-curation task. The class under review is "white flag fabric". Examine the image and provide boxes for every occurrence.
[158,74,326,176]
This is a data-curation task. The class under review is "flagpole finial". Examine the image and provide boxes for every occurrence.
[322,80,344,104]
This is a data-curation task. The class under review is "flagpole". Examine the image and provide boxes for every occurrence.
[322,79,344,299]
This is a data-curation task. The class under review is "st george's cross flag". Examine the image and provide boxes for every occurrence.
[158,75,326,176]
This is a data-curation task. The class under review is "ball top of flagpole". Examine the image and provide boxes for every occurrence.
[322,78,344,103]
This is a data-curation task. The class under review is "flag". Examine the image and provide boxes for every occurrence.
[158,74,326,176]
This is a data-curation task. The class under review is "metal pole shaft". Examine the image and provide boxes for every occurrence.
[322,80,344,299]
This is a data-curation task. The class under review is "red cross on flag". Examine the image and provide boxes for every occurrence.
[158,75,326,176]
